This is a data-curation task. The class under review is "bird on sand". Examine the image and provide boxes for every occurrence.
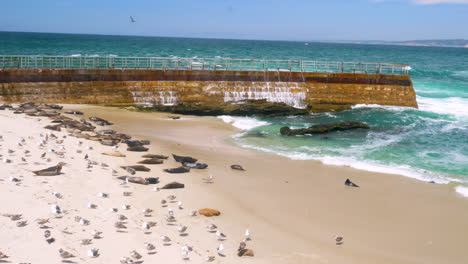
[36,218,50,226]
[177,201,183,209]
[115,222,127,229]
[87,248,99,258]
[98,192,108,198]
[335,235,344,245]
[87,203,97,209]
[167,195,176,201]
[0,251,9,260]
[91,230,103,239]
[161,235,171,244]
[160,199,167,207]
[178,224,188,234]
[145,242,156,251]
[206,223,217,232]
[122,204,131,210]
[217,243,225,255]
[130,250,142,260]
[181,246,190,260]
[51,204,61,214]
[204,255,215,262]
[216,230,227,240]
[44,230,51,238]
[142,208,153,216]
[81,239,93,245]
[59,248,75,259]
[238,241,246,251]
[245,229,251,241]
[120,257,134,264]
[189,210,197,217]
[16,220,28,227]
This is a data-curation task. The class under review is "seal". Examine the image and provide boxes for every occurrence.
[142,154,169,159]
[344,178,359,187]
[183,162,208,169]
[172,154,197,163]
[138,158,164,164]
[230,164,245,171]
[33,163,63,176]
[164,167,190,174]
[127,146,149,152]
[120,165,151,172]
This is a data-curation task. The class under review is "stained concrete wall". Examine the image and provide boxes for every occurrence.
[0,69,417,111]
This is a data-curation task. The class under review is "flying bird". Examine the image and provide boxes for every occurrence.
[130,16,136,23]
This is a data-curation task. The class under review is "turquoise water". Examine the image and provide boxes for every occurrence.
[1,32,467,185]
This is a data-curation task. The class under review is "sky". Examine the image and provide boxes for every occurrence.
[0,0,467,41]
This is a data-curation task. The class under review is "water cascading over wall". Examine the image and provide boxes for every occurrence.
[0,68,418,112]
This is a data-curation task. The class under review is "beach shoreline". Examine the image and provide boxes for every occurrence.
[1,104,468,264]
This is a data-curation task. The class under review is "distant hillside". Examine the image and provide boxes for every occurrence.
[340,39,468,48]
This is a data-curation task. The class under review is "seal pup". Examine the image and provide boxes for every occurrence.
[345,179,359,187]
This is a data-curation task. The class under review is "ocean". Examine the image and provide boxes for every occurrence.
[1,32,467,191]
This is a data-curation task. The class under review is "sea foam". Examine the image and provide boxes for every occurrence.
[218,116,270,130]
[455,186,468,198]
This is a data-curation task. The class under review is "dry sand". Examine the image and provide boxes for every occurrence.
[1,104,468,264]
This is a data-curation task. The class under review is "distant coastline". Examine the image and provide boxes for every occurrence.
[328,39,468,48]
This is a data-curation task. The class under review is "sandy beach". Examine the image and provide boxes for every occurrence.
[1,104,468,264]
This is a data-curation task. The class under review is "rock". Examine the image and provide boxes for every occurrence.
[127,146,149,152]
[44,124,62,131]
[164,167,190,174]
[172,154,198,163]
[198,208,221,217]
[142,154,169,159]
[137,99,310,117]
[231,164,245,171]
[238,249,254,257]
[138,158,164,164]
[183,162,208,169]
[280,121,370,136]
[345,179,359,187]
[102,152,126,157]
[33,164,63,176]
[121,165,151,172]
[160,181,185,189]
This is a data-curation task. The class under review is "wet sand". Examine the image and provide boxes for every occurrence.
[74,105,468,264]
[1,104,467,264]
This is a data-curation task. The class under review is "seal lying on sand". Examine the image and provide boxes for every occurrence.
[231,164,245,171]
[183,162,208,169]
[121,165,151,172]
[127,146,149,152]
[160,181,184,189]
[164,167,190,174]
[142,154,168,159]
[345,179,359,187]
[172,154,197,163]
[138,158,164,164]
[117,176,159,185]
[64,110,83,115]
[33,164,63,176]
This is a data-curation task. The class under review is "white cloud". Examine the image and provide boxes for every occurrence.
[412,0,468,4]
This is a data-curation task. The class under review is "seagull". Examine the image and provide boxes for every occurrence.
[122,204,131,210]
[9,176,20,182]
[206,223,217,232]
[110,208,119,213]
[81,239,93,245]
[130,250,142,260]
[51,204,61,214]
[115,222,128,230]
[245,229,251,241]
[142,222,151,232]
[117,214,128,221]
[91,230,103,239]
[165,214,176,223]
[238,241,246,251]
[203,174,214,183]
[167,195,176,201]
[217,243,225,255]
[79,218,90,226]
[153,187,160,192]
[4,214,22,221]
[181,246,190,260]
[204,255,215,262]
[161,235,171,244]
[216,230,227,240]
[36,218,50,226]
[142,208,153,216]
[160,199,167,207]
[16,220,27,227]
[59,248,75,260]
[130,16,136,23]
[145,242,156,251]
[178,224,188,234]
[123,191,132,196]
[168,208,174,217]
[52,191,63,199]
[87,203,97,209]
[120,257,134,264]
[0,251,9,260]
[88,248,99,258]
[98,192,108,198]
[44,230,51,238]
[335,235,344,245]
[177,201,183,209]
[41,152,46,158]
[189,210,197,217]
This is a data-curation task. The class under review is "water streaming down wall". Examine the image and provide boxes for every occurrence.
[221,82,307,108]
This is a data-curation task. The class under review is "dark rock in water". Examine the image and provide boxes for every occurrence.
[137,99,309,117]
[280,121,370,136]
[45,104,63,110]
[138,158,164,164]
[241,131,268,138]
[142,154,169,159]
[121,165,151,172]
[345,179,359,187]
[33,164,63,176]
[164,167,190,174]
[161,181,185,189]
[64,110,84,115]
[172,154,198,163]
[127,146,149,152]
[231,164,245,171]
[44,124,62,131]
[117,176,148,185]
[183,162,208,169]
[89,117,113,126]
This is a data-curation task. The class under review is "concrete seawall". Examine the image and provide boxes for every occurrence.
[0,69,417,111]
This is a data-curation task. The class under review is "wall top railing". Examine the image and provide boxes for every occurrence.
[0,55,411,75]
